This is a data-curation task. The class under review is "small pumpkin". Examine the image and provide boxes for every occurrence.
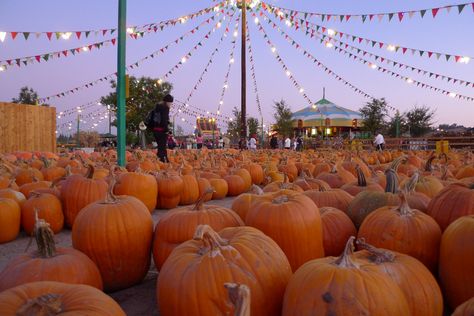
[21,192,63,235]
[114,169,158,212]
[320,207,357,256]
[155,171,184,209]
[0,198,21,243]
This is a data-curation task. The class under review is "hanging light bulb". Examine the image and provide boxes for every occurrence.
[406,78,414,84]
[369,63,377,69]
[327,29,336,36]
[181,56,187,63]
[219,101,224,105]
[299,88,304,93]
[61,32,72,40]
[387,45,396,52]
[82,46,89,52]
[271,46,276,53]
[459,56,470,64]
[126,27,135,34]
[254,17,259,24]
[285,70,291,76]
[233,30,238,37]
[0,32,6,42]
[157,79,163,85]
[449,92,457,98]
[230,58,235,64]
[217,22,222,28]
[0,65,5,72]
[325,42,333,48]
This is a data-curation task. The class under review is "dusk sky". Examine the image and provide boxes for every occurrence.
[1,0,473,134]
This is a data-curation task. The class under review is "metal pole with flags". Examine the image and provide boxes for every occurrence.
[116,0,127,166]
[240,0,247,143]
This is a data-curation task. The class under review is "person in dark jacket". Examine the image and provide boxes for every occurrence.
[270,135,278,149]
[146,94,172,162]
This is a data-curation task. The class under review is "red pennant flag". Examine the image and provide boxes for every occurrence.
[398,12,404,21]
[379,42,384,48]
[327,15,331,20]
[358,37,363,43]
[102,29,107,36]
[322,27,326,33]
[345,15,351,21]
[369,14,374,21]
[11,32,18,40]
[76,32,81,39]
[62,50,68,57]
[402,47,408,54]
[432,8,440,17]
[111,38,116,45]
[46,32,53,40]
[472,3,474,12]
[35,56,41,62]
[88,45,93,51]
[455,55,461,62]
[76,48,81,53]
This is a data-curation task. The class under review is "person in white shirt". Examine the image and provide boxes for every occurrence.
[249,137,257,151]
[374,132,385,151]
[284,137,291,149]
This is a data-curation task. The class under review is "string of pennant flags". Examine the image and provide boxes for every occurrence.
[0,2,226,43]
[268,8,473,65]
[247,20,263,119]
[217,19,240,114]
[179,11,237,115]
[257,13,377,102]
[264,10,474,87]
[262,2,474,23]
[38,11,227,103]
[262,12,474,102]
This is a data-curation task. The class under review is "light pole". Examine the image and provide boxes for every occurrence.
[107,105,112,134]
[116,0,127,166]
[240,0,247,142]
[76,110,81,149]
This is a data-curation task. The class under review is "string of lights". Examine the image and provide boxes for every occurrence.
[247,18,263,119]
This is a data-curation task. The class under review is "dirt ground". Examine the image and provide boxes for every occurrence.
[0,197,235,315]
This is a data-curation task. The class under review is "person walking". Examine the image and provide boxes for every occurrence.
[196,134,204,149]
[249,135,257,151]
[270,135,278,149]
[373,131,385,151]
[146,94,173,162]
[284,136,291,150]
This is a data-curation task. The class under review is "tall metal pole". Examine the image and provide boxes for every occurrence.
[76,113,80,148]
[116,0,127,166]
[240,1,247,141]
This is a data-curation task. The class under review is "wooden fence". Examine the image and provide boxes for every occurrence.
[0,102,56,153]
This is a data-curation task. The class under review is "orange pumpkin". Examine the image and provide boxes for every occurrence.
[179,174,200,205]
[155,171,183,209]
[303,188,353,213]
[224,174,246,196]
[21,192,63,235]
[152,189,243,270]
[246,190,324,271]
[231,185,264,221]
[114,170,158,212]
[0,217,102,292]
[320,207,357,256]
[72,180,153,292]
[439,215,474,310]
[209,178,228,200]
[0,281,125,315]
[0,188,26,206]
[0,198,21,243]
[282,237,410,315]
[157,225,291,316]
[453,297,474,316]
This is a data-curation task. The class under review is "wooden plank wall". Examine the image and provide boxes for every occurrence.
[0,102,56,153]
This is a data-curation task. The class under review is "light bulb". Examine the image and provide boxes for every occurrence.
[286,70,291,76]
[254,17,259,24]
[387,45,396,52]
[325,42,333,48]
[406,78,414,84]
[327,29,335,36]
[449,92,457,98]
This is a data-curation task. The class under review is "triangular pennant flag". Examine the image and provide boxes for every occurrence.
[55,32,61,40]
[62,50,68,57]
[446,6,452,13]
[85,31,90,38]
[420,10,427,18]
[111,38,116,45]
[11,32,18,40]
[102,29,108,36]
[23,32,30,40]
[419,50,425,57]
[432,8,440,17]
[436,53,441,59]
[35,55,41,62]
[361,15,367,23]
[388,13,394,21]
[457,4,466,13]
[398,12,404,21]
[111,29,116,35]
[35,32,41,39]
[408,11,415,18]
[75,32,81,39]
[445,54,451,61]
[369,14,375,21]
[455,55,461,62]
[43,54,49,61]
[345,15,351,21]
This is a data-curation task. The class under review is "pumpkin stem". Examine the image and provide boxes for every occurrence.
[16,293,62,316]
[396,192,413,216]
[384,168,399,194]
[272,194,289,204]
[33,209,57,258]
[389,156,407,173]
[193,225,228,253]
[403,172,419,194]
[334,236,358,268]
[356,238,395,263]
[424,154,436,172]
[85,164,95,179]
[224,283,251,316]
[249,184,264,195]
[193,187,215,211]
[103,177,118,204]
[356,165,367,187]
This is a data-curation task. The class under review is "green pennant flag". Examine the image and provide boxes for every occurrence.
[70,49,76,55]
[55,32,61,40]
[319,39,323,44]
[85,31,90,38]
[357,49,361,54]
[321,14,325,21]
[352,36,356,41]
[388,13,394,21]
[445,54,451,61]
[23,60,28,66]
[23,32,30,40]
[419,50,424,56]
[371,41,376,47]
[111,29,116,35]
[457,4,466,13]
[304,13,308,19]
[316,25,320,31]
[43,54,49,61]
[340,15,344,22]
[362,15,367,23]
[420,10,426,18]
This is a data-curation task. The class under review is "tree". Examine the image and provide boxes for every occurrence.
[405,105,436,137]
[12,86,40,105]
[100,76,172,144]
[247,117,259,137]
[273,100,293,137]
[73,131,101,147]
[359,98,389,135]
[227,107,243,142]
[386,111,407,137]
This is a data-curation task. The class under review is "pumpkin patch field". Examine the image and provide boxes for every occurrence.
[0,148,473,315]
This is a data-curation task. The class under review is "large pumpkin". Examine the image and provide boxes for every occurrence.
[303,187,353,212]
[152,189,244,270]
[358,193,442,272]
[355,239,443,316]
[231,185,264,221]
[224,174,247,196]
[209,178,228,200]
[427,183,474,231]
[114,170,158,212]
[179,174,200,205]
[246,189,324,271]
[439,215,474,310]
[282,237,410,315]
[0,198,21,244]
[0,188,26,205]
[0,217,102,292]
[155,171,184,209]
[320,207,357,256]
[0,281,125,316]
[157,225,292,316]
[72,180,153,292]
[340,165,384,196]
[21,192,63,235]
[61,165,108,227]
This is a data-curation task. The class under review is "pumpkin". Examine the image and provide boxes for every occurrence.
[427,183,474,231]
[21,192,63,235]
[15,167,44,186]
[0,198,21,243]
[225,283,250,316]
[224,174,246,196]
[439,215,474,310]
[19,178,52,197]
[0,281,125,316]
[197,176,213,202]
[243,163,264,185]
[114,170,158,212]
[152,188,243,270]
[0,216,102,292]
[452,297,474,316]
[209,178,228,200]
[234,168,253,191]
[358,193,441,272]
[340,165,384,196]
[72,179,153,292]
[40,158,66,182]
[157,225,291,316]
[282,237,410,316]
[61,165,108,227]
[231,185,264,221]
[155,171,184,209]
[263,173,304,193]
[179,174,200,205]
[320,207,357,256]
[303,187,353,213]
[246,190,324,271]
[355,239,443,316]
[0,188,26,205]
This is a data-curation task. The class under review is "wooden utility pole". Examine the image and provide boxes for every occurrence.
[240,0,247,141]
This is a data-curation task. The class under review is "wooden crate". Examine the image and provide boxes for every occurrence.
[0,102,56,153]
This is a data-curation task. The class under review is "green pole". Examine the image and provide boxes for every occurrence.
[116,0,127,166]
[395,110,400,138]
[76,113,80,148]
